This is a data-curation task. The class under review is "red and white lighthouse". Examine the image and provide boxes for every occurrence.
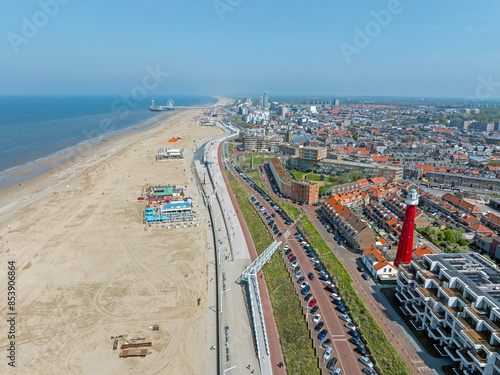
[394,188,419,267]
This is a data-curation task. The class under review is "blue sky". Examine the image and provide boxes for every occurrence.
[1,0,500,98]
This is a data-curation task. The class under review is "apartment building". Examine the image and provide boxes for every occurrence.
[442,193,483,218]
[364,200,402,237]
[268,158,319,204]
[279,144,299,157]
[321,197,376,251]
[426,171,500,192]
[420,191,459,217]
[242,136,270,152]
[299,145,328,161]
[396,253,500,375]
[483,213,500,233]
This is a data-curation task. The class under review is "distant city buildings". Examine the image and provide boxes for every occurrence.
[263,90,269,108]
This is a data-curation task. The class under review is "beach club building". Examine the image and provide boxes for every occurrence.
[145,200,195,224]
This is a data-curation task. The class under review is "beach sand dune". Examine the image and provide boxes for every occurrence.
[0,109,222,374]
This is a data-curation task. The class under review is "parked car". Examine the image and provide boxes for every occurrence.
[359,356,374,368]
[332,299,344,306]
[339,314,350,322]
[294,271,303,278]
[357,265,364,272]
[314,322,324,331]
[300,282,309,289]
[362,273,370,280]
[289,256,296,262]
[362,367,377,375]
[345,322,356,330]
[321,338,331,349]
[348,337,364,347]
[355,346,369,356]
[293,266,300,273]
[308,298,317,307]
[287,253,295,259]
[336,305,348,314]
[348,329,361,339]
[284,249,292,255]
[318,329,328,340]
[297,276,305,284]
[324,280,334,287]
[319,274,329,281]
[312,314,321,323]
[332,368,342,375]
[301,286,310,295]
[323,347,334,360]
[326,357,338,370]
[291,261,298,268]
[310,305,318,315]
[304,293,313,301]
[308,272,315,280]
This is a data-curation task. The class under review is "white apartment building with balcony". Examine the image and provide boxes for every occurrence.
[396,253,500,375]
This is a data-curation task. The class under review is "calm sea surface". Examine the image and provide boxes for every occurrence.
[0,95,216,187]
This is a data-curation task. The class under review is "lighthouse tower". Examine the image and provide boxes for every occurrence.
[394,188,419,267]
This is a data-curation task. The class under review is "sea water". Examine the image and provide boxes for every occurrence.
[0,95,217,188]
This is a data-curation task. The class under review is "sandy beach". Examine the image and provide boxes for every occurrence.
[0,107,224,374]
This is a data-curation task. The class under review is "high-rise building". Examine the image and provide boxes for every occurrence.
[263,91,269,108]
[394,188,419,267]
[259,96,263,107]
[334,98,340,106]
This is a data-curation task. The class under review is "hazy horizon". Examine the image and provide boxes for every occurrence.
[2,1,500,99]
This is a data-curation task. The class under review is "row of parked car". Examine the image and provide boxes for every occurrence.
[291,231,377,375]
[283,242,341,373]
[233,162,293,228]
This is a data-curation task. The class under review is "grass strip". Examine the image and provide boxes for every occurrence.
[296,216,411,375]
[226,172,320,375]
[276,201,301,221]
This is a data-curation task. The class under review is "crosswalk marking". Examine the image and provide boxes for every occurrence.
[284,230,290,239]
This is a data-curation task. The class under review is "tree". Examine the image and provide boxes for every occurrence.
[443,228,456,244]
[352,133,358,141]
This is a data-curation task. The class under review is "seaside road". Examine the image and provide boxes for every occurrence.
[228,162,363,375]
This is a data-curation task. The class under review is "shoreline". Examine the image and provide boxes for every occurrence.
[0,96,230,223]
[0,99,227,374]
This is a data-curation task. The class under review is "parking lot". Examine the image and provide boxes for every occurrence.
[231,162,376,374]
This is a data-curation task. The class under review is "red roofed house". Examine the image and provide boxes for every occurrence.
[362,246,398,284]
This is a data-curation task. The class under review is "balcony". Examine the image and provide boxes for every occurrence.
[437,323,453,338]
[410,304,426,316]
[444,345,462,362]
[429,327,442,340]
[457,348,475,366]
[431,308,446,322]
[396,292,408,303]
[461,329,491,350]
[468,349,487,368]
[468,308,500,331]
[419,269,441,285]
[417,287,441,303]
